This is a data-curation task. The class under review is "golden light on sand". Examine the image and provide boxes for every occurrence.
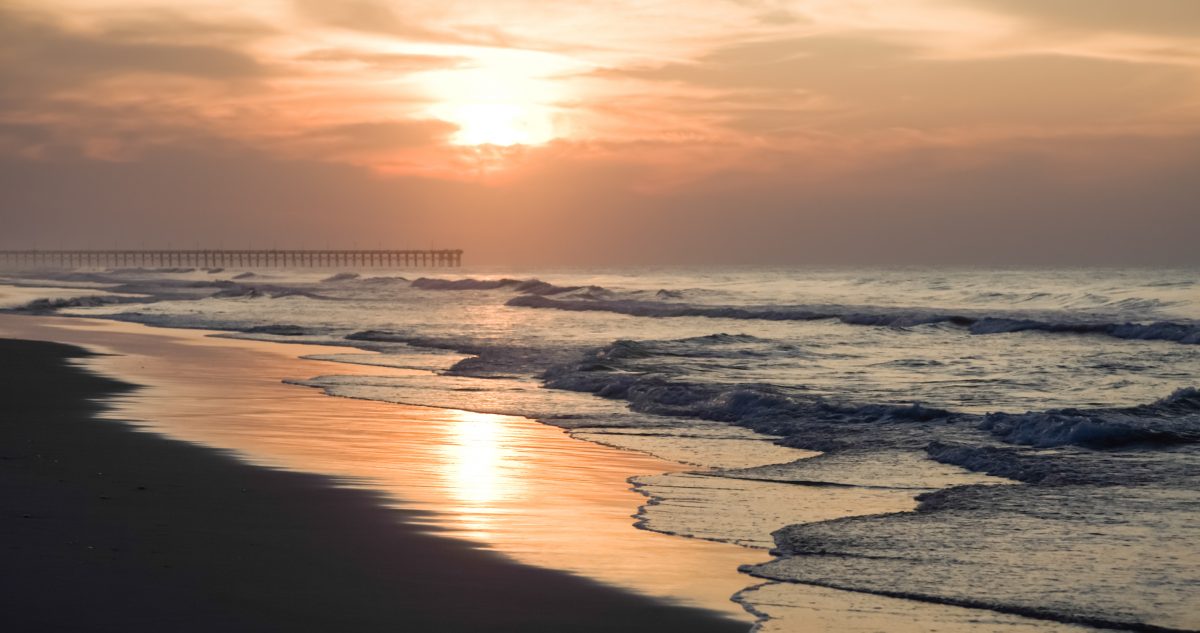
[1,316,759,621]
[446,409,512,506]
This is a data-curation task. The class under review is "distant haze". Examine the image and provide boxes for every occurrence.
[1,0,1198,266]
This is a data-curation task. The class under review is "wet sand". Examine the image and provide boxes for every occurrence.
[0,331,750,631]
[0,314,766,616]
[0,313,1105,632]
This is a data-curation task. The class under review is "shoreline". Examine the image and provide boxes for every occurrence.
[0,311,1127,632]
[0,335,750,631]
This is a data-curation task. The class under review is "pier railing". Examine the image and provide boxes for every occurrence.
[0,249,463,269]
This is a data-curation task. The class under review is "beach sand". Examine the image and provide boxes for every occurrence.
[0,314,1088,632]
[0,330,750,631]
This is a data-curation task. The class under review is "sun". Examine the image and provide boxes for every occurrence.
[418,47,577,148]
[446,102,555,147]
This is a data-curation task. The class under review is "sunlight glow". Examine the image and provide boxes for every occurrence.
[418,47,580,147]
[446,410,512,506]
[447,102,555,146]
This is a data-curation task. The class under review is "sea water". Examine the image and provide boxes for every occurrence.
[4,265,1197,631]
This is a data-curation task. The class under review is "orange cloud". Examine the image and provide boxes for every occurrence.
[1,0,1198,264]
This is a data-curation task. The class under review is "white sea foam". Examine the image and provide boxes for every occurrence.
[752,483,1200,632]
[509,295,1200,345]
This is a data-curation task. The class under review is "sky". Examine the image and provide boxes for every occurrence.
[1,0,1198,265]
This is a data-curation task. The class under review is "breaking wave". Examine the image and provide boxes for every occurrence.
[345,329,581,377]
[750,481,1200,632]
[978,389,1200,449]
[508,295,1200,344]
[107,266,197,274]
[410,277,599,296]
[6,294,149,312]
[969,317,1200,344]
[543,338,1199,454]
[210,283,332,300]
[242,324,313,337]
[411,277,523,291]
[535,333,1200,631]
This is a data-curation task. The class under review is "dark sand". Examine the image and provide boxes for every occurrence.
[0,338,747,632]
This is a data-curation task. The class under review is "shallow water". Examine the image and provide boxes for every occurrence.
[0,315,763,622]
[3,265,1197,630]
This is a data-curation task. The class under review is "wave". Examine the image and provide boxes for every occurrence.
[544,338,1199,455]
[545,337,1200,632]
[544,341,957,452]
[344,329,418,344]
[30,278,253,305]
[980,414,1198,450]
[6,294,149,312]
[745,566,1193,633]
[581,334,788,363]
[410,277,614,297]
[317,274,411,286]
[410,277,522,291]
[359,275,408,284]
[925,442,1082,485]
[509,295,833,321]
[968,317,1200,344]
[508,296,1200,345]
[242,324,313,336]
[5,274,327,306]
[751,482,1200,632]
[977,388,1200,449]
[344,330,484,355]
[210,284,331,300]
[107,267,197,274]
[345,329,581,377]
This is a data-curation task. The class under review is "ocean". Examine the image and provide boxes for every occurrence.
[3,265,1198,631]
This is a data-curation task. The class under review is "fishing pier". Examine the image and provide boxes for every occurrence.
[0,249,464,269]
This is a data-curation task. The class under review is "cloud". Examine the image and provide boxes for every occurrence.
[95,9,275,45]
[958,0,1200,37]
[609,34,1200,136]
[0,4,443,164]
[3,128,1197,266]
[296,48,464,72]
[291,120,459,156]
[291,0,449,40]
[0,4,269,97]
[2,0,1199,266]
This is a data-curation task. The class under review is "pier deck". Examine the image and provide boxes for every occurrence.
[0,249,463,269]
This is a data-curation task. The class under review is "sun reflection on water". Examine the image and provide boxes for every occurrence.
[442,410,527,538]
[0,316,768,622]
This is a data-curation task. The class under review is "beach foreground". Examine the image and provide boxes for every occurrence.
[3,275,1194,632]
[0,337,746,632]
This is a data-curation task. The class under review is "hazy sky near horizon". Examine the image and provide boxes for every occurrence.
[1,0,1198,265]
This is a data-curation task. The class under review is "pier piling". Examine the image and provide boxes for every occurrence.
[0,249,463,270]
